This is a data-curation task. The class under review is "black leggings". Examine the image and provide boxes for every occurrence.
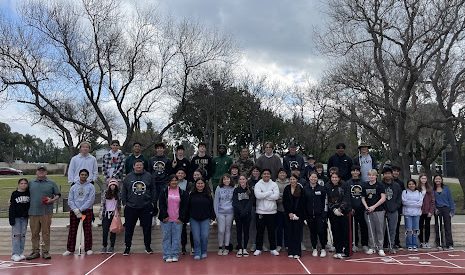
[419,213,431,243]
[102,212,116,247]
[235,215,251,249]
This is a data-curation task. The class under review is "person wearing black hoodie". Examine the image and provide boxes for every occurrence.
[283,174,306,259]
[233,174,253,257]
[392,165,405,249]
[9,178,30,262]
[304,171,327,257]
[122,159,157,256]
[326,171,352,259]
[327,143,353,181]
[148,142,171,205]
[346,165,368,252]
[248,165,261,251]
[283,143,305,177]
[382,167,402,252]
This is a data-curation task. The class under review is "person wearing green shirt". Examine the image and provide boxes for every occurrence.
[212,144,233,193]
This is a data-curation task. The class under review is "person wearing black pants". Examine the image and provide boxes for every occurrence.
[283,174,306,259]
[233,175,253,257]
[326,171,352,259]
[121,160,157,255]
[392,166,405,249]
[304,171,328,257]
[347,166,368,252]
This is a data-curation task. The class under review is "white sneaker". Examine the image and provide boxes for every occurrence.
[352,245,359,252]
[320,249,327,257]
[301,243,306,251]
[217,249,223,256]
[86,250,93,255]
[242,249,249,257]
[253,250,262,256]
[11,254,21,262]
[365,248,374,255]
[222,249,229,256]
[288,254,294,258]
[236,249,243,257]
[333,253,343,259]
[19,254,26,260]
[172,257,179,262]
[270,249,280,256]
[62,251,73,256]
[378,249,385,257]
[312,249,318,257]
[276,246,282,252]
[165,258,173,263]
[293,255,300,259]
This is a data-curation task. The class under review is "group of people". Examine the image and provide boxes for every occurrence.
[8,140,456,263]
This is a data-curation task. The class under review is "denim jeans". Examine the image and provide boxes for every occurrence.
[404,215,420,248]
[161,221,182,259]
[12,217,28,256]
[190,218,210,257]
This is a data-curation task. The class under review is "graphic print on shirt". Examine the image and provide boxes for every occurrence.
[289,160,299,170]
[365,187,377,200]
[351,184,362,199]
[15,195,30,204]
[78,186,85,198]
[385,186,393,201]
[237,192,250,201]
[153,161,166,175]
[132,181,147,195]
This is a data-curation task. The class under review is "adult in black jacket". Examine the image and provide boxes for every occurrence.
[232,174,253,257]
[187,179,215,260]
[326,171,352,258]
[327,143,353,181]
[304,171,327,257]
[283,174,306,259]
[158,174,188,262]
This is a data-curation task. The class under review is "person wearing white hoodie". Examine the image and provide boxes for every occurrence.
[402,179,426,251]
[68,141,98,185]
[102,140,126,181]
[253,168,280,256]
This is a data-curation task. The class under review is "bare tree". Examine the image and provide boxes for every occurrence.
[0,0,235,153]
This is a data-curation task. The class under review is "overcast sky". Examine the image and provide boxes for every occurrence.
[0,0,329,145]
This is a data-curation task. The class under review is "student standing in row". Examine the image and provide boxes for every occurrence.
[304,171,327,257]
[402,179,425,251]
[9,178,30,262]
[283,174,306,259]
[433,175,455,250]
[275,168,289,252]
[233,174,253,257]
[99,179,121,253]
[346,165,368,252]
[214,174,235,255]
[125,142,148,175]
[418,174,435,249]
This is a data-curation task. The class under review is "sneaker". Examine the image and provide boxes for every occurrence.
[294,255,300,259]
[333,253,343,259]
[26,252,40,260]
[270,249,280,256]
[123,247,130,256]
[11,254,21,262]
[193,255,201,260]
[408,247,413,251]
[301,243,306,251]
[320,249,327,257]
[19,255,26,260]
[42,252,51,259]
[328,245,336,252]
[242,249,249,257]
[419,243,424,248]
[424,243,431,249]
[362,246,369,252]
[288,254,294,258]
[413,247,418,252]
[217,248,223,256]
[448,246,454,250]
[107,247,114,253]
[352,245,359,252]
[201,253,208,259]
[378,250,385,257]
[190,248,194,255]
[86,250,93,255]
[164,258,173,263]
[236,249,243,257]
[365,249,374,255]
[172,257,179,262]
[145,247,154,254]
[222,249,229,256]
[62,250,73,256]
[100,247,107,254]
[253,250,262,256]
[276,246,282,252]
[312,249,318,257]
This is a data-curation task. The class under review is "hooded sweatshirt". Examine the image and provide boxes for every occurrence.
[214,185,235,215]
[122,171,156,211]
[232,185,253,218]
[148,155,171,185]
[276,178,289,212]
[383,181,402,213]
[68,181,96,211]
[402,189,425,216]
[347,178,363,210]
[254,179,279,214]
[9,190,30,226]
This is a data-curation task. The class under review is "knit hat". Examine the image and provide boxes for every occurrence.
[107,178,119,188]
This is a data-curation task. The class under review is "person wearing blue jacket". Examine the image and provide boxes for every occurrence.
[433,174,455,249]
[63,169,96,256]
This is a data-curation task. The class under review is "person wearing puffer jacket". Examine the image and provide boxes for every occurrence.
[402,179,426,252]
[253,168,280,256]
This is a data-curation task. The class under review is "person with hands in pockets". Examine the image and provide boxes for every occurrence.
[253,168,280,256]
[63,169,96,256]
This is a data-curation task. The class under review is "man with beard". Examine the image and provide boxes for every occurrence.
[212,144,233,192]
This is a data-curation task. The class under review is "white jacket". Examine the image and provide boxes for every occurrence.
[254,179,279,214]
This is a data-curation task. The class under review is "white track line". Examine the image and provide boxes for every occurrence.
[84,253,116,275]
[427,253,463,269]
[297,258,311,274]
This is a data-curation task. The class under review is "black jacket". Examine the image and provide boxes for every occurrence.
[327,153,353,181]
[283,185,306,220]
[187,190,216,221]
[347,178,364,210]
[9,190,30,226]
[158,186,188,223]
[148,155,171,184]
[325,181,352,214]
[303,183,326,217]
[232,186,253,218]
[283,153,305,177]
[122,171,157,214]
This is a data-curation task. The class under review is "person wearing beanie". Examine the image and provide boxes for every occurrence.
[98,178,121,253]
[125,142,148,175]
[102,140,126,181]
[212,144,233,192]
[327,143,353,181]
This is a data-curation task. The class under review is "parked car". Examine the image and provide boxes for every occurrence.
[0,167,23,175]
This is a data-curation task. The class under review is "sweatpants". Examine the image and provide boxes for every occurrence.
[287,219,304,256]
[365,210,385,250]
[307,215,327,249]
[217,213,234,247]
[256,213,276,251]
[384,210,398,249]
[66,209,93,252]
[124,206,152,248]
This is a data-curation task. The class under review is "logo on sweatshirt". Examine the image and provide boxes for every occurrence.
[153,161,166,175]
[132,181,147,195]
[351,184,362,199]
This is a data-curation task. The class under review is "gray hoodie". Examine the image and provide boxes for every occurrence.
[214,186,234,215]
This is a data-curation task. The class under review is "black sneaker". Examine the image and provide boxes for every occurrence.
[26,252,40,260]
[42,252,52,260]
[145,247,153,254]
[123,247,130,256]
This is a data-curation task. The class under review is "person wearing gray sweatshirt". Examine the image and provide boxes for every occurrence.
[214,174,235,255]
